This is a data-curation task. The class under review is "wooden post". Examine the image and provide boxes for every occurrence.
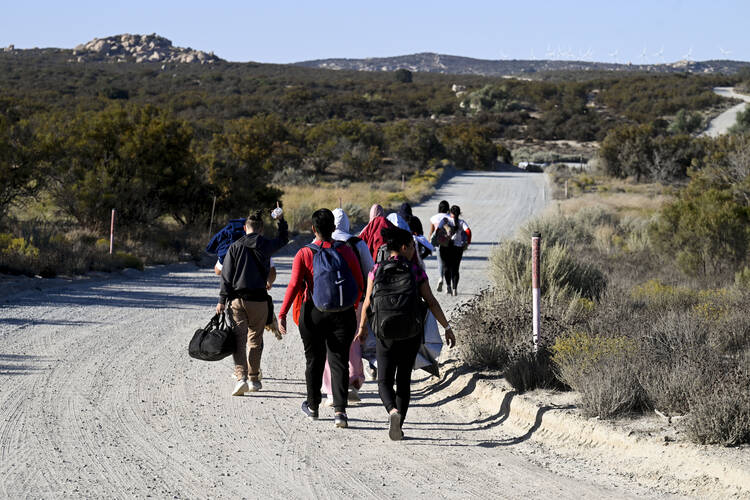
[207,196,217,240]
[401,174,405,190]
[109,209,115,255]
[565,179,569,199]
[532,232,541,353]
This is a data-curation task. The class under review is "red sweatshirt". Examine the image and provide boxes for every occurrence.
[279,240,364,325]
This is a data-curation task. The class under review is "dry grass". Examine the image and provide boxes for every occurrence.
[277,167,442,232]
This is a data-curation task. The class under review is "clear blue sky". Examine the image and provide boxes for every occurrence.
[2,1,748,64]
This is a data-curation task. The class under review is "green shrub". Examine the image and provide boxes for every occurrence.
[630,279,697,308]
[0,233,39,258]
[114,251,144,271]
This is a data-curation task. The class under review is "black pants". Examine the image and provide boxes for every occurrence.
[376,334,422,425]
[299,301,356,413]
[439,244,465,290]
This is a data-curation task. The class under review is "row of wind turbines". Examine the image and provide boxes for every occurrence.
[509,45,735,63]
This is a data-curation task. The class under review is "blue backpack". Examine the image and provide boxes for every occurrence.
[306,242,358,312]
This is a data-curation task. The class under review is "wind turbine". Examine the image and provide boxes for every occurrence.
[580,47,593,60]
[609,49,619,63]
[683,47,693,61]
[545,44,556,59]
[653,46,664,63]
[641,46,648,65]
[719,46,732,58]
[499,50,509,59]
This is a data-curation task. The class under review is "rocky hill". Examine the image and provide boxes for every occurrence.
[71,34,223,64]
[295,52,750,76]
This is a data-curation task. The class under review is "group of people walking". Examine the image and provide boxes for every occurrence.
[212,199,469,440]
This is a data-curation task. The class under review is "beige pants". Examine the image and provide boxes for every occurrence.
[229,299,267,381]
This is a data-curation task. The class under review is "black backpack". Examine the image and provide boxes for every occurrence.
[369,259,423,340]
[188,312,235,361]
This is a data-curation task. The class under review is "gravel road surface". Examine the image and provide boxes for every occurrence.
[702,87,750,137]
[0,170,668,498]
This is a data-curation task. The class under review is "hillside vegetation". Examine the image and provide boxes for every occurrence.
[0,47,748,276]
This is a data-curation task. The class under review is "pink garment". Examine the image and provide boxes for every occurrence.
[322,306,365,394]
[369,204,384,221]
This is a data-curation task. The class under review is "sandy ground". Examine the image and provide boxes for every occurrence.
[701,87,750,137]
[1,170,690,499]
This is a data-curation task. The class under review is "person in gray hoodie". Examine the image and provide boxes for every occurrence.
[217,209,288,396]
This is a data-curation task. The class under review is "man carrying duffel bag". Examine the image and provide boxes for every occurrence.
[216,208,287,396]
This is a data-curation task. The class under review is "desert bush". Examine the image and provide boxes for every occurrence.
[630,279,699,309]
[114,251,144,271]
[735,266,750,290]
[504,346,564,393]
[490,240,606,303]
[636,312,716,414]
[684,367,750,446]
[552,332,648,418]
[453,289,569,370]
[650,186,750,278]
[564,297,595,323]
[341,202,366,228]
[518,214,591,248]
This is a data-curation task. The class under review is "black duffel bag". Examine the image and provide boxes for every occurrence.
[188,312,235,361]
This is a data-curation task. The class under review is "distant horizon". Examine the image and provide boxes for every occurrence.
[2,1,749,65]
[7,35,750,67]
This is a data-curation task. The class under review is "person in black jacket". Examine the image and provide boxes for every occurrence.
[217,209,288,396]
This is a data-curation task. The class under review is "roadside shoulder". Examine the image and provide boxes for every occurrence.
[429,359,750,499]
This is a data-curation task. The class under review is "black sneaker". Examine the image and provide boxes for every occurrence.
[334,413,348,428]
[301,401,318,420]
[388,411,403,441]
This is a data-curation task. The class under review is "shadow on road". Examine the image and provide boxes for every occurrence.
[0,353,52,375]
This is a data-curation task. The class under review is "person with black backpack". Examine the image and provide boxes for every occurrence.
[356,226,456,441]
[278,209,365,428]
[217,209,288,396]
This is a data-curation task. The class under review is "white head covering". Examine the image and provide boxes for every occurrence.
[332,208,352,242]
[386,212,410,231]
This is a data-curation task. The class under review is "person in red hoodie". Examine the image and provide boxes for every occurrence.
[279,209,364,428]
[358,204,394,261]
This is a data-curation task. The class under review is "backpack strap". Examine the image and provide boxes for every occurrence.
[346,236,365,280]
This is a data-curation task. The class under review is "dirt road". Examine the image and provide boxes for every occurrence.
[1,170,668,498]
[702,87,750,137]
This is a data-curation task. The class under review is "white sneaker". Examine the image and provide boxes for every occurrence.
[232,379,249,396]
[364,363,377,381]
[248,380,262,392]
[348,386,361,402]
[324,395,334,407]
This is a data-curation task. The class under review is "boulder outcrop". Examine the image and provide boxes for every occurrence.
[73,34,222,64]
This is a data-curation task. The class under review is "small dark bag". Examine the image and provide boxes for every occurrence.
[188,312,235,361]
